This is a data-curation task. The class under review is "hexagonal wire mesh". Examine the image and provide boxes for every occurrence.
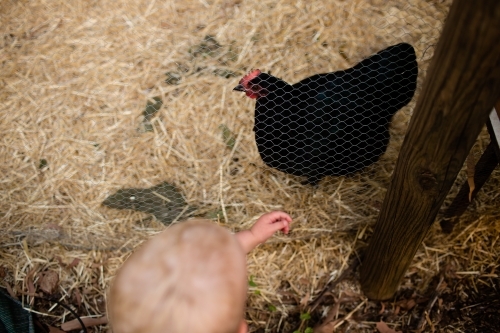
[2,0,500,331]
[233,43,417,186]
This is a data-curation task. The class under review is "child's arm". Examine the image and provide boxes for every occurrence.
[236,211,292,254]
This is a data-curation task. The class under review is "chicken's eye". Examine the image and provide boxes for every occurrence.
[248,82,260,90]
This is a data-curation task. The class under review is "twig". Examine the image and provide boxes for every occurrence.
[21,293,88,333]
[308,254,361,312]
[416,276,444,331]
[61,316,108,331]
[332,299,367,330]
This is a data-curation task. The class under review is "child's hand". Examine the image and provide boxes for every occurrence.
[250,211,292,243]
[236,211,292,253]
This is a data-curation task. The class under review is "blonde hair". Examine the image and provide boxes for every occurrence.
[107,219,247,333]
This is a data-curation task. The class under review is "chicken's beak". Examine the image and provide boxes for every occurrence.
[233,84,245,92]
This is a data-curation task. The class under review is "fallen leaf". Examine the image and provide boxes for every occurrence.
[300,291,311,307]
[437,280,448,293]
[61,316,108,331]
[396,298,416,311]
[73,289,82,307]
[330,302,341,322]
[25,266,37,296]
[160,21,171,29]
[102,182,195,225]
[376,321,402,333]
[466,150,475,202]
[38,270,59,294]
[139,96,163,132]
[314,319,342,333]
[56,257,81,269]
[5,284,16,298]
[45,223,62,231]
[68,258,81,268]
[324,299,368,332]
[219,124,236,149]
[378,302,386,315]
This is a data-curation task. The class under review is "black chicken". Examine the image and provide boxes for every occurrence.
[233,43,418,185]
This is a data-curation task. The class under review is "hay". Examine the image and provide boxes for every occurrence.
[1,0,499,331]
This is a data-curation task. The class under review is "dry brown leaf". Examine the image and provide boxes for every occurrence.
[68,258,81,268]
[467,150,476,202]
[56,257,81,269]
[61,316,108,331]
[396,298,416,310]
[45,223,63,231]
[321,299,341,323]
[38,270,59,294]
[73,289,82,307]
[376,321,402,333]
[25,266,37,296]
[379,302,386,315]
[299,277,310,286]
[437,280,448,293]
[300,291,311,306]
[314,319,342,333]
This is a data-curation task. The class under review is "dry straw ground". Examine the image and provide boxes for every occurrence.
[1,0,499,332]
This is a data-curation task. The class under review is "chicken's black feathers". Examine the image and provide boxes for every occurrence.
[237,43,418,185]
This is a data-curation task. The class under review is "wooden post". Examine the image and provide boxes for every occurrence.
[360,0,500,300]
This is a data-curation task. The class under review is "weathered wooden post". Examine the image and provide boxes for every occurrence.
[360,0,500,300]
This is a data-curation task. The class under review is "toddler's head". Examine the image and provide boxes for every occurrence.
[108,219,248,333]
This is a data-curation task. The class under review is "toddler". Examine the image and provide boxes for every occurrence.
[107,211,292,333]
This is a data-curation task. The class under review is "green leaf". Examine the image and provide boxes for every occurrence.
[219,124,236,149]
[254,290,261,295]
[300,313,311,321]
[39,159,48,169]
[304,328,314,333]
[205,209,223,220]
[102,182,196,226]
[140,96,163,132]
[226,44,238,62]
[251,33,261,42]
[213,68,238,79]
[142,123,154,132]
[268,304,277,312]
[191,35,221,58]
[248,275,257,287]
[165,72,181,85]
[144,96,163,119]
[338,42,349,62]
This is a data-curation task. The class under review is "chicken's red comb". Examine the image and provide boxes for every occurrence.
[239,69,262,86]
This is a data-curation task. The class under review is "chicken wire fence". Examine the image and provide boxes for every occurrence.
[4,0,497,249]
[232,43,417,186]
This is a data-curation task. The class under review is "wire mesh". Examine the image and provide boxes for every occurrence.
[2,0,500,331]
[1,0,457,239]
[233,43,417,185]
